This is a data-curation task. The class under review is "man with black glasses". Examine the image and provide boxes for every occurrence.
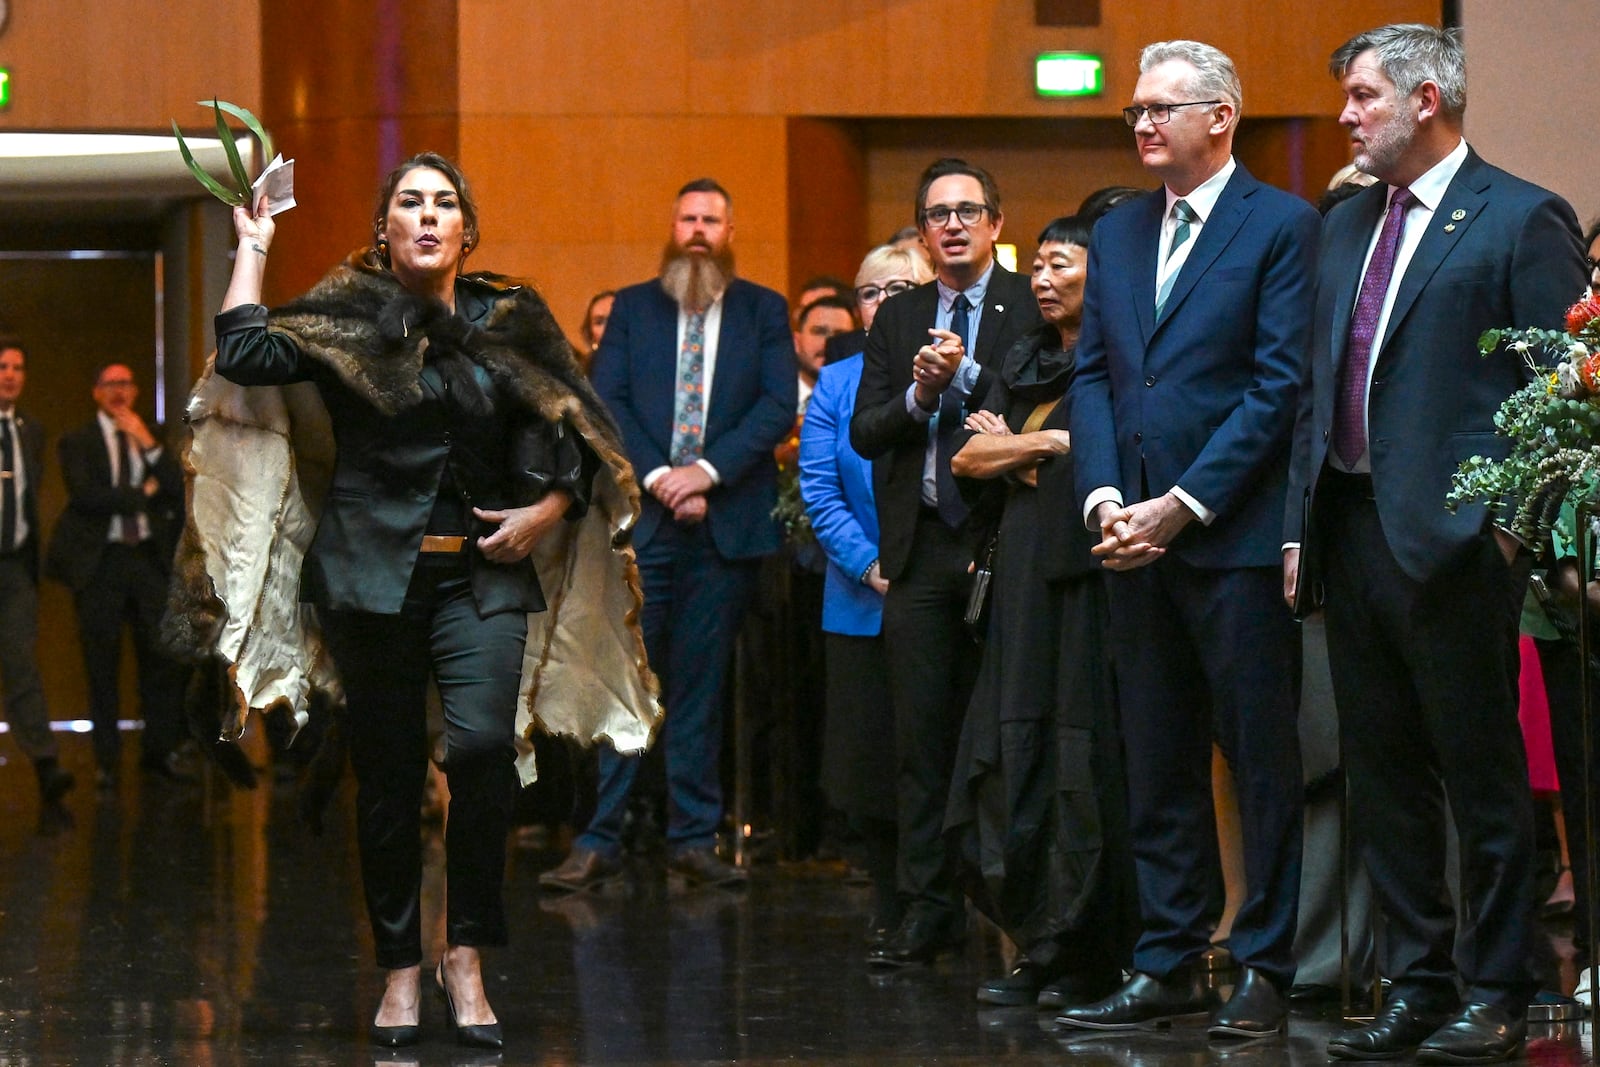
[850,157,1038,966]
[1059,41,1318,1037]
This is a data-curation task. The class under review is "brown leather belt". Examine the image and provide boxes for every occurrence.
[420,534,467,554]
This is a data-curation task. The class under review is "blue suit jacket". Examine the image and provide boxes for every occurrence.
[1070,165,1320,569]
[1286,149,1587,582]
[799,353,884,636]
[590,276,796,559]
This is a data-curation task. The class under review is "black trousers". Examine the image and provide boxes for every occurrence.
[321,556,526,970]
[881,510,980,926]
[73,541,183,771]
[1320,485,1535,1010]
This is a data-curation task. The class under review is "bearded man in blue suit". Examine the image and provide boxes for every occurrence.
[1058,40,1318,1039]
[541,178,795,892]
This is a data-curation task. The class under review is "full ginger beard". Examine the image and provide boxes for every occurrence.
[659,241,736,311]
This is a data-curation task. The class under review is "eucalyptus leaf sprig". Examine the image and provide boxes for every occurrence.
[172,99,275,207]
[1449,296,1600,544]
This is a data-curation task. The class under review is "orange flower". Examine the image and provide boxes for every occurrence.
[1577,350,1600,394]
[1567,295,1600,335]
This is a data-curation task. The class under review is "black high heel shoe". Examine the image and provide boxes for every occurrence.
[436,961,504,1049]
[369,998,421,1048]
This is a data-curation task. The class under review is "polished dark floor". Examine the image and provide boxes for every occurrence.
[1,731,1595,1066]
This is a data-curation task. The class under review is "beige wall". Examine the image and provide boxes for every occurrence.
[1463,0,1599,225]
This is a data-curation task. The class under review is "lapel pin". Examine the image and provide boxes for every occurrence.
[1444,223,1457,233]
[1451,209,1466,221]
[994,304,1004,312]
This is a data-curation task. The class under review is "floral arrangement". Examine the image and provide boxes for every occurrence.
[771,421,815,546]
[1449,294,1600,543]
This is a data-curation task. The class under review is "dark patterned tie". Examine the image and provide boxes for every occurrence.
[116,429,140,544]
[1334,187,1416,467]
[934,294,972,527]
[1,417,16,554]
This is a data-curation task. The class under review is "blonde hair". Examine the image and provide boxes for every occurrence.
[854,244,934,288]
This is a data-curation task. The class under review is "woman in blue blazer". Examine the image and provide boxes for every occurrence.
[799,243,930,946]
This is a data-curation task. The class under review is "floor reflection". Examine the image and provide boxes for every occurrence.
[0,731,1593,1065]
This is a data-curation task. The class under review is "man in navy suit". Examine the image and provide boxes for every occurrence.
[541,178,795,891]
[0,339,75,808]
[1285,25,1587,1063]
[1059,41,1318,1037]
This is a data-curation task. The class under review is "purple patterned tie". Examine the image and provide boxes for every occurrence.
[1334,187,1415,467]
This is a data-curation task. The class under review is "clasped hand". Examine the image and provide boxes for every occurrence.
[474,491,571,563]
[912,328,964,409]
[1092,494,1194,571]
[652,464,712,524]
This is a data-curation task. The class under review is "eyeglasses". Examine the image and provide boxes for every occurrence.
[920,202,990,228]
[854,279,917,305]
[1122,100,1223,127]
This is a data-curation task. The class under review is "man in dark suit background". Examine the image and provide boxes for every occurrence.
[1058,41,1318,1037]
[46,361,186,789]
[1285,25,1587,1063]
[542,178,795,891]
[0,338,75,808]
[850,158,1040,966]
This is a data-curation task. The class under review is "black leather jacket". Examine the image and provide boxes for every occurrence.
[214,277,593,616]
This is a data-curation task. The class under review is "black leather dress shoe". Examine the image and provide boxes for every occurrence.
[864,911,901,950]
[1415,1002,1525,1064]
[1054,970,1217,1030]
[977,961,1051,1006]
[1327,996,1456,1060]
[866,917,963,968]
[1209,967,1287,1038]
[538,847,622,893]
[668,847,748,887]
[1037,966,1124,1009]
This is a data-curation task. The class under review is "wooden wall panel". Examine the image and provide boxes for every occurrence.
[786,119,868,305]
[257,0,460,304]
[460,115,792,348]
[460,0,1436,119]
[864,118,1152,262]
[0,0,259,130]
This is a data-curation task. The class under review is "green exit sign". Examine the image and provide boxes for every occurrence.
[0,69,9,109]
[1035,52,1102,97]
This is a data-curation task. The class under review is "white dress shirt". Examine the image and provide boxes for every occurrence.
[904,261,994,507]
[1082,158,1237,528]
[0,408,29,548]
[97,410,158,543]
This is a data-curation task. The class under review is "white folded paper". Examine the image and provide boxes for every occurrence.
[251,154,297,216]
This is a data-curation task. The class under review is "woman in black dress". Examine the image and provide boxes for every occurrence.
[948,215,1137,1009]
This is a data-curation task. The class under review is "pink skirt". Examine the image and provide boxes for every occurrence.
[1520,635,1560,794]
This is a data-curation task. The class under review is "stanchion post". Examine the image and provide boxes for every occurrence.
[1576,504,1598,1027]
